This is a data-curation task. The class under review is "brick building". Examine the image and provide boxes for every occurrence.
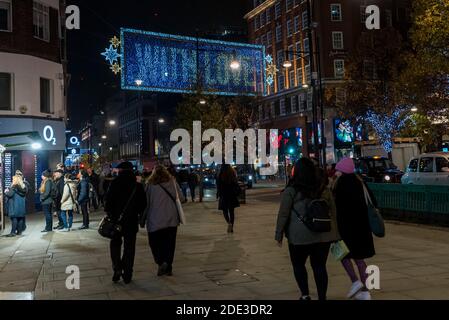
[245,0,411,165]
[0,0,67,214]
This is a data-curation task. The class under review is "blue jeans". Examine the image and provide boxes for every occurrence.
[42,204,53,231]
[10,217,25,235]
[61,210,73,229]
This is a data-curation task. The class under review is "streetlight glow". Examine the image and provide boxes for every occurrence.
[109,120,116,126]
[31,142,42,150]
[230,60,240,70]
[199,99,206,105]
[302,84,309,89]
[135,79,143,86]
[101,135,107,139]
[158,118,165,124]
[283,60,292,68]
[411,106,418,112]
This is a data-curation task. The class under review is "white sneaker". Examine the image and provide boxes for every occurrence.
[354,290,371,300]
[347,280,364,299]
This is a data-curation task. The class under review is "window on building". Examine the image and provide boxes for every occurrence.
[289,70,295,88]
[332,31,344,49]
[267,31,272,47]
[294,16,300,33]
[299,93,307,110]
[254,15,260,30]
[270,102,275,118]
[385,9,393,27]
[33,1,50,41]
[278,75,285,91]
[275,24,282,42]
[330,4,342,21]
[334,59,345,78]
[302,11,308,29]
[291,96,297,113]
[266,8,271,23]
[363,60,376,79]
[287,19,293,37]
[286,0,293,12]
[307,90,313,109]
[335,87,346,106]
[297,67,303,85]
[258,105,263,121]
[261,34,267,46]
[305,64,311,84]
[0,0,12,31]
[0,72,12,110]
[295,41,301,59]
[303,37,310,56]
[260,11,266,26]
[280,99,286,115]
[288,45,294,61]
[275,1,281,19]
[40,78,53,114]
[360,6,369,23]
[276,49,284,68]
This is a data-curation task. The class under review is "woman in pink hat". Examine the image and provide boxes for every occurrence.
[333,157,376,300]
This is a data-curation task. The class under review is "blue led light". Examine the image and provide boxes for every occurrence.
[101,45,121,65]
[120,28,266,96]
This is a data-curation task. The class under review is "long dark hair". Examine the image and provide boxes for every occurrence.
[218,164,237,184]
[288,158,323,198]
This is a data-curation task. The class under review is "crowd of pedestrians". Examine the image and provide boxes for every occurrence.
[4,156,379,300]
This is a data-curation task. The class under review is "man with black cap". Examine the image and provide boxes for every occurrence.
[53,169,65,230]
[104,161,146,284]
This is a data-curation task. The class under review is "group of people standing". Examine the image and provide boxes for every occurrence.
[276,157,377,300]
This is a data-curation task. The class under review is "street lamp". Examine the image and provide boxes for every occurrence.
[199,99,206,105]
[109,120,116,126]
[411,106,418,112]
[158,118,165,124]
[230,59,241,70]
[101,134,107,140]
[31,142,42,150]
[283,60,293,69]
[135,79,143,86]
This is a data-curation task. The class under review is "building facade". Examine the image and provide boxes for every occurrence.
[0,0,67,212]
[245,0,411,165]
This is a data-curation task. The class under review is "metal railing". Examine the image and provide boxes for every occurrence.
[367,183,449,214]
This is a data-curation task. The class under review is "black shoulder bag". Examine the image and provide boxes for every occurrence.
[291,192,332,233]
[98,186,137,239]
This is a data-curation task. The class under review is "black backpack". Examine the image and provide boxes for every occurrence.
[292,196,332,233]
[50,181,58,201]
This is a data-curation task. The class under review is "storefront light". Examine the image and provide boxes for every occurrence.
[31,142,42,150]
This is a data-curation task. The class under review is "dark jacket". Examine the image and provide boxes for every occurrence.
[6,185,27,218]
[89,172,100,193]
[188,172,199,187]
[77,178,90,204]
[40,179,54,205]
[104,170,146,234]
[54,176,64,210]
[334,174,376,259]
[177,169,189,184]
[217,178,240,211]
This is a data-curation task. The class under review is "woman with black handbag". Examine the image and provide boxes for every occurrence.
[104,161,146,284]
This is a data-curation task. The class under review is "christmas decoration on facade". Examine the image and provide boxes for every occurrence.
[101,36,122,75]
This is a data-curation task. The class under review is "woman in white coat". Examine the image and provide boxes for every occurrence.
[60,174,78,232]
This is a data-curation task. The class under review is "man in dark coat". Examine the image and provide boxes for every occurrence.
[87,168,100,210]
[53,169,65,230]
[104,161,146,284]
[77,170,90,229]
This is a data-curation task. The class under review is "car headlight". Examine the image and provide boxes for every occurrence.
[384,175,391,182]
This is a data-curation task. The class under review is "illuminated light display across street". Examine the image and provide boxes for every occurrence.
[120,28,267,96]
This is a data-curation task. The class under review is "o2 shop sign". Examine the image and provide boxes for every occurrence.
[43,125,57,146]
[69,136,80,147]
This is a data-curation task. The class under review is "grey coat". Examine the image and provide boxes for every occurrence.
[275,186,340,245]
[144,179,185,233]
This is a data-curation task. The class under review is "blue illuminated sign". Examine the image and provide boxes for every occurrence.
[121,28,266,96]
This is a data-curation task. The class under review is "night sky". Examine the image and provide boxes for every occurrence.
[67,0,251,131]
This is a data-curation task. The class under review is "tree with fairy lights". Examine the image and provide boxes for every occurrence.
[335,27,412,158]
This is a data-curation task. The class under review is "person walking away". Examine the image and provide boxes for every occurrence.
[59,174,78,232]
[177,167,189,200]
[188,171,199,202]
[77,170,90,229]
[87,168,100,210]
[98,171,106,208]
[142,165,185,277]
[333,157,376,300]
[53,169,65,230]
[216,164,240,234]
[40,170,54,232]
[105,161,146,284]
[4,175,28,237]
[275,158,339,301]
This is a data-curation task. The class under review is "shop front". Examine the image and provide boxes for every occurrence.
[0,117,66,213]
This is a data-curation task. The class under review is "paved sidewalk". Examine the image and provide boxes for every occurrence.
[1,187,449,300]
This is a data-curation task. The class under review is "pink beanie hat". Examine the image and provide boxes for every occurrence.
[336,157,355,174]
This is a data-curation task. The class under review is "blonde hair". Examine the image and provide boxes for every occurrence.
[12,175,25,189]
[148,165,172,185]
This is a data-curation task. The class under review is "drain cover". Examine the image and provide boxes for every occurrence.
[0,292,34,300]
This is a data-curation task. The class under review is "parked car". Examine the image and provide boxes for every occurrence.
[354,156,404,183]
[401,152,449,185]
